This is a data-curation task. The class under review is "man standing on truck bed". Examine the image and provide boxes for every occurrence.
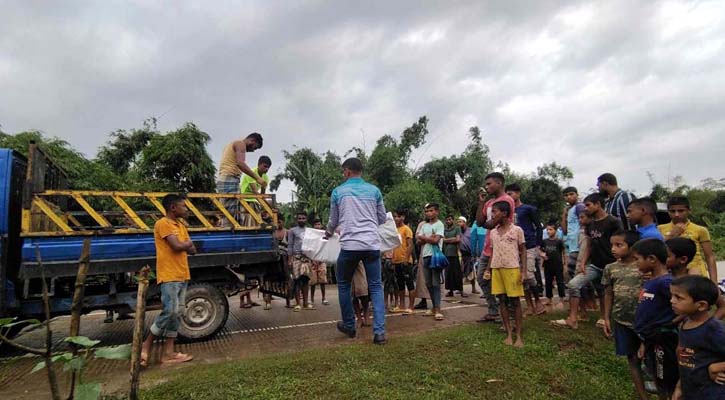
[216,133,265,224]
[325,157,388,345]
[140,194,196,366]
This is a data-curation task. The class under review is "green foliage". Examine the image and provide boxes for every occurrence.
[76,383,102,400]
[65,336,101,347]
[135,122,216,193]
[383,179,448,226]
[0,130,124,190]
[416,126,494,216]
[97,118,157,173]
[270,148,342,221]
[365,116,429,193]
[94,344,132,360]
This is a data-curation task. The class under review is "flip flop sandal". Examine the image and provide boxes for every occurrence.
[535,308,548,315]
[435,313,444,321]
[242,303,252,309]
[293,305,301,312]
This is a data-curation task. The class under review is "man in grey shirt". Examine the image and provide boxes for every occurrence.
[325,158,388,345]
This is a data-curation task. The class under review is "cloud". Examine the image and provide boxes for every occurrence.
[0,0,723,203]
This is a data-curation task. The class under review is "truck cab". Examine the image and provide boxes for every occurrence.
[1,144,288,340]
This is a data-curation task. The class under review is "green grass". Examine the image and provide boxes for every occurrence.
[140,314,637,400]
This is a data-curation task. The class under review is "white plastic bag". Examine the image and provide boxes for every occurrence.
[378,212,402,253]
[301,228,341,264]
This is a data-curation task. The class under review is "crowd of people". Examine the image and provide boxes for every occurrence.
[143,132,724,399]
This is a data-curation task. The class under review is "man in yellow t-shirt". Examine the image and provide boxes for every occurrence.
[392,209,415,314]
[141,194,197,367]
[239,156,271,226]
[658,196,717,281]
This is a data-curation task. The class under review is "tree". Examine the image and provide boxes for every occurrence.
[649,183,672,203]
[97,119,158,174]
[383,179,448,227]
[364,116,429,193]
[134,123,216,193]
[270,148,343,222]
[0,130,124,190]
[416,126,494,215]
[536,162,573,183]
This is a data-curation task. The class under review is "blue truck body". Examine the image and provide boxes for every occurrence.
[0,147,284,340]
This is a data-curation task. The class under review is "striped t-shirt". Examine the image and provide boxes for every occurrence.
[605,189,636,230]
[327,177,387,251]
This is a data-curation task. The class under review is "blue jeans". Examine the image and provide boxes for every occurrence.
[567,265,604,298]
[151,281,188,338]
[477,256,499,315]
[336,250,385,335]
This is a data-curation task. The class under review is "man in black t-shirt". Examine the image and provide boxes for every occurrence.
[552,193,622,330]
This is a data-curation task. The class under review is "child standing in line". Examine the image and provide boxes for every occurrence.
[487,201,526,347]
[633,239,679,399]
[351,262,370,328]
[309,219,330,306]
[541,223,567,310]
[382,250,398,311]
[602,230,648,400]
[666,238,725,319]
[670,276,725,400]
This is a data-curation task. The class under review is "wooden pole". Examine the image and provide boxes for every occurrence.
[37,246,61,400]
[129,266,151,400]
[67,238,91,400]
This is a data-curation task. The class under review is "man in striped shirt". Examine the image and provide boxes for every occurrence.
[325,157,388,345]
[597,173,636,230]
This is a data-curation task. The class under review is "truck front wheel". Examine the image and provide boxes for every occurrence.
[178,283,229,341]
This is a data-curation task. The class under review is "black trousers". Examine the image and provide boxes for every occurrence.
[543,261,566,299]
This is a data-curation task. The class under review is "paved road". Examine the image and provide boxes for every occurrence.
[0,285,490,399]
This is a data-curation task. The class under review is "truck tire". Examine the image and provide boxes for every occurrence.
[178,283,229,341]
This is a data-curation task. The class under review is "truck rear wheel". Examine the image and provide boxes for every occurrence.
[178,283,229,341]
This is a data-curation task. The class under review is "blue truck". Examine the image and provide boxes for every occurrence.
[0,143,287,340]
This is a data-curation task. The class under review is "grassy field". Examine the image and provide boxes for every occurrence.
[140,314,640,400]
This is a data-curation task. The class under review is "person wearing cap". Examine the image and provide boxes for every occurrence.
[457,216,477,295]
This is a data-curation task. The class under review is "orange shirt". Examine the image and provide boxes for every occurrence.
[392,225,414,264]
[154,217,191,283]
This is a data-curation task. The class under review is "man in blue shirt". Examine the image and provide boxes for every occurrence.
[469,220,487,296]
[561,187,586,280]
[506,183,544,296]
[627,197,665,241]
[325,158,388,345]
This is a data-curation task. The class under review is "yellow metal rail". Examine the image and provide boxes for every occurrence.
[21,190,277,237]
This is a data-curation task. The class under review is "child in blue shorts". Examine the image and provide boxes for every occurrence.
[602,230,647,400]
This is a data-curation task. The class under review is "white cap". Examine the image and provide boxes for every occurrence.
[457,216,467,222]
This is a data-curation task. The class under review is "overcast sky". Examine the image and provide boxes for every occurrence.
[1,0,724,203]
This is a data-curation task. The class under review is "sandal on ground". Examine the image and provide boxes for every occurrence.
[161,352,193,366]
[435,313,444,321]
[535,307,547,315]
[304,304,316,310]
[550,319,577,329]
[264,303,272,310]
[241,303,252,309]
[595,319,606,328]
[293,305,301,312]
[402,309,413,315]
[322,299,330,305]
[423,310,434,316]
